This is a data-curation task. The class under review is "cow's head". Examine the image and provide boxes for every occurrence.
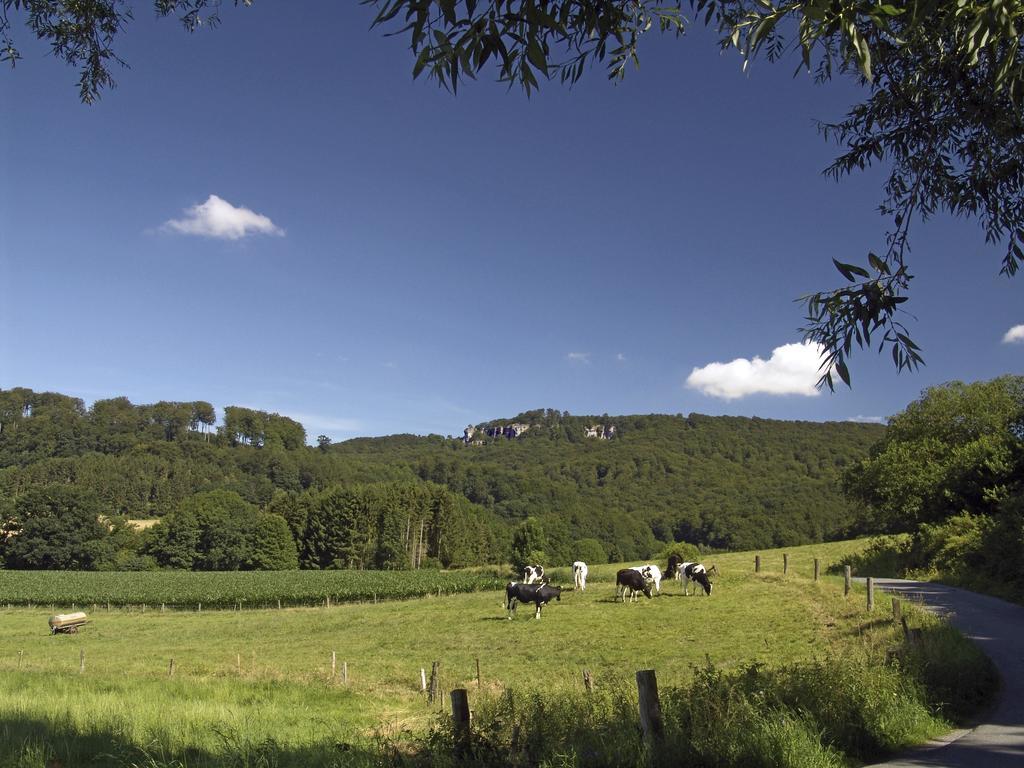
[695,572,713,595]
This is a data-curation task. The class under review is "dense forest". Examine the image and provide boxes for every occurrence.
[0,388,885,570]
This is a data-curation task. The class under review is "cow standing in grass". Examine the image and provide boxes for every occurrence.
[523,565,545,584]
[680,563,714,596]
[572,561,588,591]
[630,564,663,594]
[505,582,562,619]
[616,568,653,603]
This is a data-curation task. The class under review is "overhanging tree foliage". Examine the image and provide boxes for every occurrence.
[3,0,1020,384]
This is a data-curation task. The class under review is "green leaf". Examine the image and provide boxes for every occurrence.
[835,358,851,386]
[833,259,869,281]
[867,252,890,275]
[526,39,548,74]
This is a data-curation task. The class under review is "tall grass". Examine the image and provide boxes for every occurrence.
[412,654,947,768]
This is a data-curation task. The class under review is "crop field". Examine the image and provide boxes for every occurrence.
[0,538,983,768]
[0,568,507,608]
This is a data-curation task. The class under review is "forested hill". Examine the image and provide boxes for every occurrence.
[0,390,884,566]
[328,410,885,557]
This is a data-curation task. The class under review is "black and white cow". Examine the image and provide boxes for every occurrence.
[523,564,545,585]
[630,564,663,594]
[572,561,588,591]
[505,581,562,619]
[680,562,714,596]
[616,568,653,603]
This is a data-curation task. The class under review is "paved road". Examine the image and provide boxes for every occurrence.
[865,579,1024,767]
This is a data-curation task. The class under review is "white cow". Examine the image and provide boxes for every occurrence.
[630,564,663,594]
[572,561,588,591]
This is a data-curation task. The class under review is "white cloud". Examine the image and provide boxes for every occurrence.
[161,194,284,240]
[847,415,887,425]
[567,352,591,364]
[617,353,627,362]
[1002,324,1024,344]
[686,341,828,400]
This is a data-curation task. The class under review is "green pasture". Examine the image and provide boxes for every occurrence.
[0,538,973,766]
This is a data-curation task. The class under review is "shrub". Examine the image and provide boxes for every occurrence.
[830,534,912,578]
[574,538,608,565]
[655,540,701,566]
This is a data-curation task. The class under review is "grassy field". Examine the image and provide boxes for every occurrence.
[0,539,989,767]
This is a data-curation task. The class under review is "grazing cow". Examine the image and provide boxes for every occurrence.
[616,568,653,603]
[523,564,545,585]
[681,562,714,596]
[630,564,663,594]
[572,561,588,591]
[505,581,562,619]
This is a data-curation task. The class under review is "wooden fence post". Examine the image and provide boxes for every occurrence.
[331,651,336,679]
[844,566,851,596]
[342,661,348,685]
[814,558,820,582]
[636,670,664,750]
[79,649,85,674]
[583,669,594,693]
[755,555,761,573]
[237,653,241,675]
[867,577,875,611]
[476,658,482,689]
[18,650,23,669]
[450,688,471,759]
[420,668,427,692]
[428,661,440,703]
[892,598,902,623]
[783,553,789,575]
[168,658,175,677]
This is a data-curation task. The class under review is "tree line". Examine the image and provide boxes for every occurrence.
[0,387,888,570]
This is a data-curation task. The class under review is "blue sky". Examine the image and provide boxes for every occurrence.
[1,2,1020,440]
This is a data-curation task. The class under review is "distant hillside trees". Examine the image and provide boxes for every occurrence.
[285,482,504,570]
[144,490,298,570]
[222,406,306,449]
[0,485,112,569]
[0,386,888,569]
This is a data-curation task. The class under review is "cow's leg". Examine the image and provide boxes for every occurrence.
[535,603,541,619]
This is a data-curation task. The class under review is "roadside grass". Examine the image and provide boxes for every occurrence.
[0,538,996,767]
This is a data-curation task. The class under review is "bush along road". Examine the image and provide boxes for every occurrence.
[868,579,1024,767]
